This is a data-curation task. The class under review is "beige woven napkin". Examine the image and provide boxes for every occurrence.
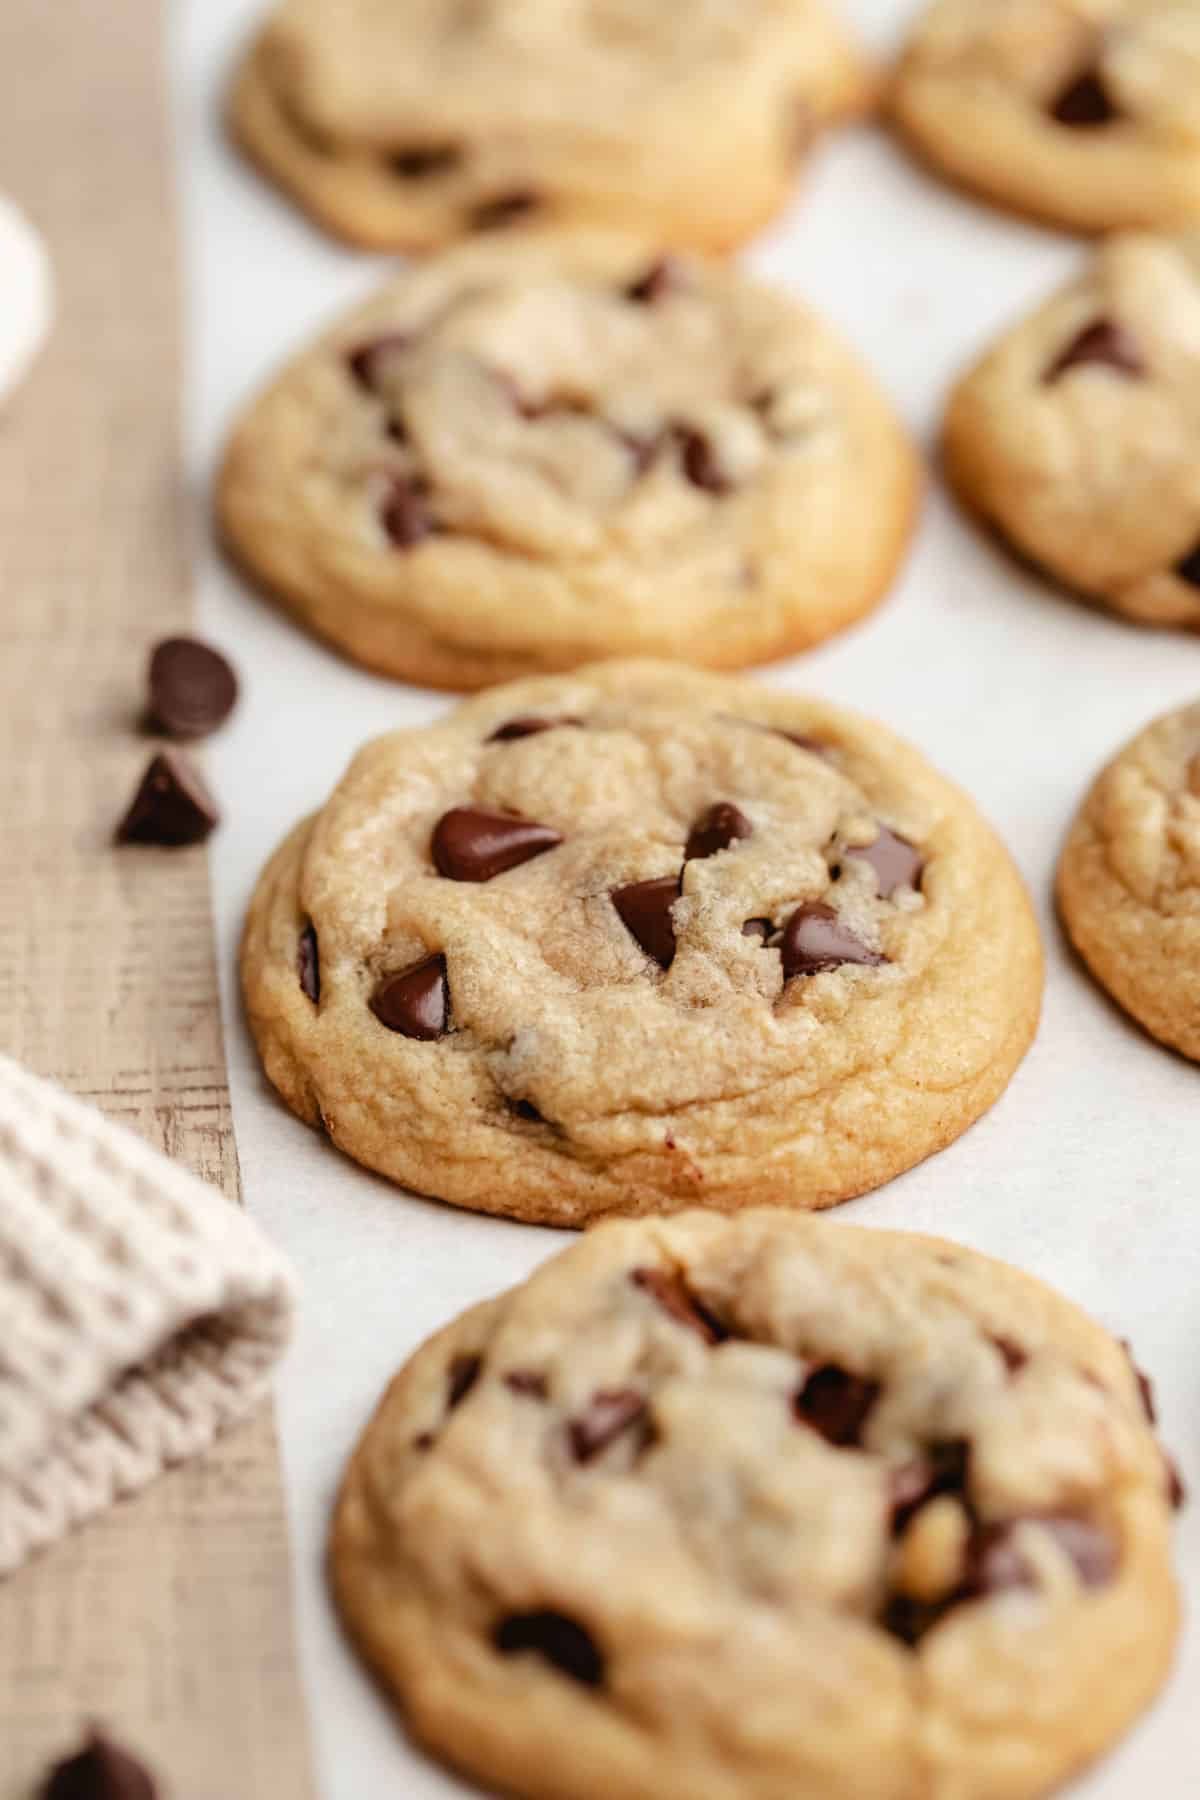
[0,1053,296,1576]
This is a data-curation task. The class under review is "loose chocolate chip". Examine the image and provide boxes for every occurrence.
[846,826,924,898]
[780,903,885,981]
[1120,1339,1157,1423]
[568,1389,649,1462]
[1051,66,1117,127]
[742,917,773,943]
[1043,318,1144,384]
[625,257,680,304]
[1175,543,1200,586]
[488,715,583,742]
[794,1365,880,1448]
[967,1515,1117,1595]
[41,1728,158,1800]
[611,874,682,969]
[389,143,462,179]
[347,331,412,391]
[685,801,752,862]
[631,1266,727,1344]
[115,750,219,848]
[676,428,730,495]
[505,1370,549,1399]
[890,1440,970,1534]
[471,190,539,231]
[432,807,562,881]
[146,637,237,739]
[370,954,450,1040]
[298,924,320,1003]
[381,475,436,548]
[494,1611,605,1687]
[991,1336,1028,1375]
[448,1354,482,1410]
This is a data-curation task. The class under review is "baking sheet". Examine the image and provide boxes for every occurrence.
[173,2,1200,1792]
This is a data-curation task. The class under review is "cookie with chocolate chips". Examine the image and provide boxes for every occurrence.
[891,0,1200,233]
[240,661,1041,1224]
[944,232,1200,629]
[228,0,872,253]
[218,232,919,690]
[1060,698,1200,1057]
[331,1209,1181,1800]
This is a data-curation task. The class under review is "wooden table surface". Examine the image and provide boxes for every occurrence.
[0,3,317,1792]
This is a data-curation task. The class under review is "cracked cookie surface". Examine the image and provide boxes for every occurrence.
[229,0,872,252]
[1060,698,1200,1056]
[240,661,1042,1224]
[944,232,1200,628]
[331,1209,1181,1800]
[892,0,1200,233]
[218,232,918,690]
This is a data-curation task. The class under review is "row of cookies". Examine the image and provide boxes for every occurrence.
[233,0,1200,252]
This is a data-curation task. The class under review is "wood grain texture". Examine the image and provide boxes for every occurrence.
[0,2,317,1794]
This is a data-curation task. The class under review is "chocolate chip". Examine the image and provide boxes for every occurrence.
[511,1098,544,1123]
[775,728,830,755]
[494,1611,605,1687]
[488,716,583,742]
[1165,1453,1187,1511]
[381,475,436,548]
[631,1267,727,1343]
[413,1431,435,1451]
[448,1354,482,1410]
[115,750,219,847]
[1051,66,1117,127]
[611,874,682,969]
[742,917,773,942]
[625,257,680,304]
[676,428,730,495]
[793,1365,880,1448]
[1044,319,1144,383]
[685,802,752,862]
[568,1389,649,1463]
[347,331,412,392]
[298,924,320,1002]
[471,190,539,231]
[991,1336,1028,1375]
[889,1440,970,1534]
[880,1592,946,1647]
[41,1728,158,1800]
[370,954,450,1040]
[846,826,924,898]
[146,637,237,739]
[389,143,461,179]
[967,1515,1117,1594]
[1120,1339,1157,1423]
[1175,543,1200,587]
[780,903,885,980]
[432,807,562,881]
[505,1370,548,1399]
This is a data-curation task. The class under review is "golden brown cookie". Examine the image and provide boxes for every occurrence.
[332,1209,1182,1800]
[241,661,1043,1225]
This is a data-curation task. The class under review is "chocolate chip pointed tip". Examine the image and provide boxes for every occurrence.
[147,636,238,739]
[115,750,219,848]
[1051,67,1118,127]
[41,1727,158,1800]
[370,954,450,1040]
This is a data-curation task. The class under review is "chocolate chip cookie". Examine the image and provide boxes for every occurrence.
[331,1209,1181,1800]
[218,233,919,690]
[229,0,873,253]
[240,661,1042,1225]
[892,0,1200,234]
[944,232,1200,627]
[1059,699,1200,1057]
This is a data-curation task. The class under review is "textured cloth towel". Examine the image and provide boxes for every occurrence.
[0,1054,296,1575]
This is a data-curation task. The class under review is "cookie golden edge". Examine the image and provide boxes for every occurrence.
[239,663,1043,1226]
[328,1214,1179,1800]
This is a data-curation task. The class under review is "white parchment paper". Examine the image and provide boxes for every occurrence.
[173,3,1200,1791]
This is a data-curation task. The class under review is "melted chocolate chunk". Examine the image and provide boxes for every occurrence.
[1044,319,1144,384]
[631,1266,727,1343]
[347,331,412,392]
[488,715,582,742]
[890,1440,970,1534]
[390,143,462,179]
[298,924,320,1003]
[780,903,885,980]
[676,427,730,494]
[115,751,219,847]
[370,954,450,1040]
[147,636,238,739]
[1175,543,1200,587]
[448,1354,482,1410]
[433,807,562,881]
[846,826,924,898]
[685,801,752,862]
[568,1389,649,1463]
[505,1370,549,1399]
[625,258,681,304]
[381,475,437,548]
[494,1611,605,1687]
[1051,66,1117,127]
[966,1515,1117,1595]
[991,1336,1028,1375]
[41,1729,158,1800]
[793,1365,880,1448]
[741,916,773,943]
[611,874,682,970]
[1165,1454,1188,1511]
[471,190,540,231]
